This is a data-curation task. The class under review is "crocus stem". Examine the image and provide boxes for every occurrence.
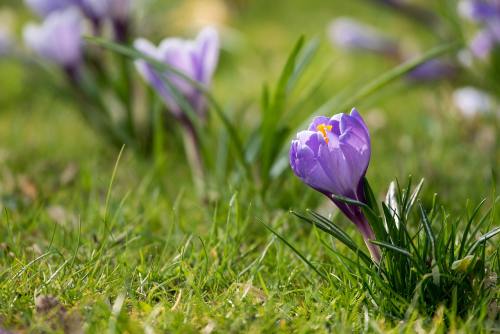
[113,20,130,44]
[119,54,134,138]
[64,65,81,86]
[180,119,206,197]
[358,220,381,263]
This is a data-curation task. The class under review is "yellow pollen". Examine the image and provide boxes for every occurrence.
[316,124,332,143]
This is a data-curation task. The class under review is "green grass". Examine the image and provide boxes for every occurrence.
[0,0,499,332]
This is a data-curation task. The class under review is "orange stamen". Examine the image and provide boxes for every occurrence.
[316,124,333,143]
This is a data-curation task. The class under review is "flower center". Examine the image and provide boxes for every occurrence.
[316,124,332,143]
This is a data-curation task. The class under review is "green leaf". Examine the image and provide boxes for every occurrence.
[363,178,380,216]
[451,255,475,272]
[369,240,412,258]
[260,36,317,187]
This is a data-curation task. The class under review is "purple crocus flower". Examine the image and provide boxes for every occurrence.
[107,0,131,42]
[289,109,381,262]
[469,20,500,59]
[24,0,74,17]
[23,8,83,71]
[327,17,399,57]
[77,0,109,24]
[107,0,130,23]
[134,27,219,119]
[458,0,500,22]
[458,1,500,59]
[406,59,457,82]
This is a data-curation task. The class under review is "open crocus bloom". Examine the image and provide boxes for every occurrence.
[290,109,370,201]
[134,27,219,119]
[290,108,381,262]
[23,8,83,69]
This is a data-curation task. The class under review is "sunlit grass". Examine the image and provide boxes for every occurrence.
[0,0,498,332]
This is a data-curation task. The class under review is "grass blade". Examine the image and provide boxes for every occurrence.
[259,219,328,280]
[466,226,500,256]
[458,199,487,258]
[369,240,412,258]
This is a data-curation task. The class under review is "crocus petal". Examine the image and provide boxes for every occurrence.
[308,116,331,131]
[134,27,220,118]
[107,0,130,22]
[25,0,74,17]
[160,38,198,94]
[23,8,82,68]
[316,143,354,197]
[194,26,219,85]
[134,38,182,116]
[79,0,109,21]
[470,29,495,59]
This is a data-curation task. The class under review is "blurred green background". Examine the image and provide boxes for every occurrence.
[0,0,497,204]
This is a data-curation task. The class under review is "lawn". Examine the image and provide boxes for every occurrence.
[0,0,499,332]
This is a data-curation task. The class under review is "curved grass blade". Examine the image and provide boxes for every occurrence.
[369,240,412,258]
[293,210,374,266]
[259,219,328,280]
[466,226,500,256]
[405,178,424,218]
[335,42,461,112]
[458,198,487,258]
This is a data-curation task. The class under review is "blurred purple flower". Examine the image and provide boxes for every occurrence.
[107,0,131,42]
[23,8,82,70]
[458,0,500,22]
[289,109,381,262]
[406,59,457,82]
[75,0,108,27]
[468,20,500,58]
[458,1,500,59]
[107,0,130,23]
[327,17,399,56]
[24,0,74,17]
[134,27,219,118]
[470,29,495,58]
